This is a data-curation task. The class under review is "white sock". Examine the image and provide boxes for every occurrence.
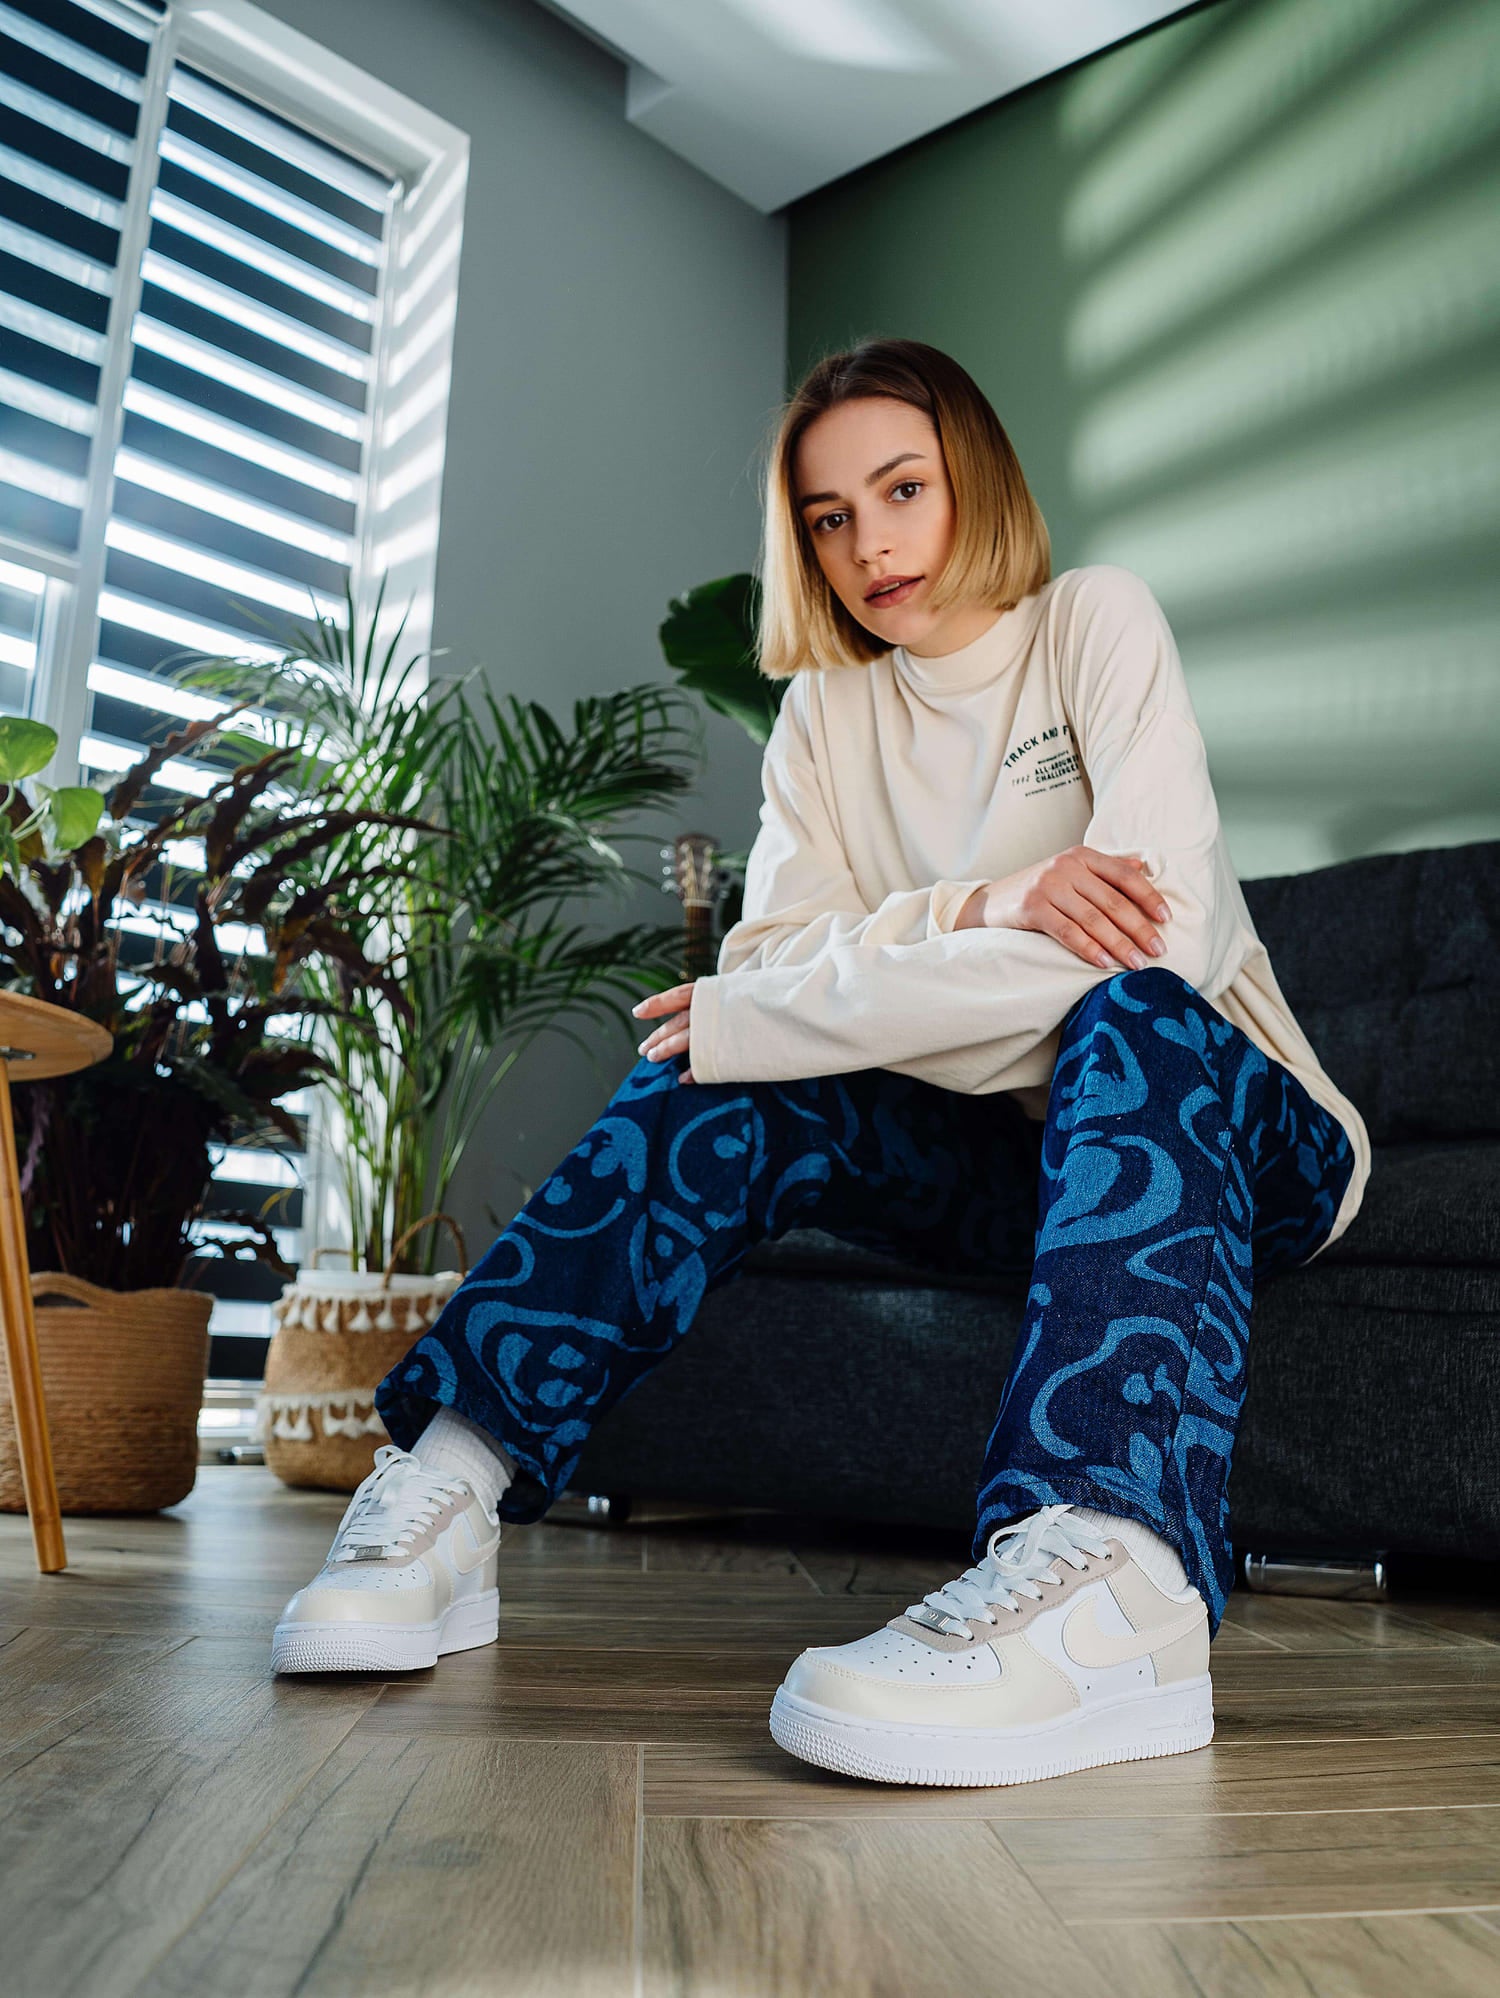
[412,1405,515,1518]
[1069,1505,1191,1597]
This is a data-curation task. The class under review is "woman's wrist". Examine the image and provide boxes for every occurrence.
[955,884,989,930]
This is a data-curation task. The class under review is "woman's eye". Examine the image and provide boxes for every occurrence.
[811,485,918,531]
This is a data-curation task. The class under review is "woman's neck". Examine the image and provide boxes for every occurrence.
[902,599,1012,658]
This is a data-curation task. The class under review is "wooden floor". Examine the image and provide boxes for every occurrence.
[2,1468,1499,1997]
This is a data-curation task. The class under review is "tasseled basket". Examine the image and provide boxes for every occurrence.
[256,1212,468,1492]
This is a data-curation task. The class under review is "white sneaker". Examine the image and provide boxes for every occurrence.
[769,1504,1212,1786]
[271,1444,501,1674]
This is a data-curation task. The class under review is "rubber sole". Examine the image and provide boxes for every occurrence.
[768,1675,1213,1787]
[271,1588,500,1674]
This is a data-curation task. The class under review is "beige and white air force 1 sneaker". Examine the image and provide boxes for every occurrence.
[770,1504,1211,1786]
[272,1444,501,1674]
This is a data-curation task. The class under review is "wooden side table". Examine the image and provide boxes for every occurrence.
[0,992,112,1573]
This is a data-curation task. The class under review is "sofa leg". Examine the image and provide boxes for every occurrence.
[1239,1551,1388,1600]
[548,1491,632,1525]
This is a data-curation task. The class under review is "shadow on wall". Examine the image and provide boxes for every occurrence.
[1058,0,1499,875]
[791,0,1499,879]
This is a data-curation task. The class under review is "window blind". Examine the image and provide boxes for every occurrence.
[0,0,154,560]
[80,49,399,1374]
[82,54,396,788]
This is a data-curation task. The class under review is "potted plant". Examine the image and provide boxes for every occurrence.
[0,702,429,1512]
[172,580,704,1489]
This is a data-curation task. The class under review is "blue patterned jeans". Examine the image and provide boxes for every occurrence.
[373,967,1355,1630]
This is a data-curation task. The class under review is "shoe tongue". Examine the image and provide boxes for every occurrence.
[897,1535,1070,1644]
[338,1467,449,1557]
[885,1611,977,1650]
[994,1545,1063,1591]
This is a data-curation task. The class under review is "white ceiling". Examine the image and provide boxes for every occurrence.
[537,0,1201,211]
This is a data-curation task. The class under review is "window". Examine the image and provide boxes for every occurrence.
[0,0,469,1380]
[1,0,162,705]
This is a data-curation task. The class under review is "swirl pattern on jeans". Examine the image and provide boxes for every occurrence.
[974,970,1354,1623]
[373,967,1354,1631]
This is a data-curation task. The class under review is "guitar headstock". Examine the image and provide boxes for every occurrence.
[660,833,724,982]
[662,832,720,910]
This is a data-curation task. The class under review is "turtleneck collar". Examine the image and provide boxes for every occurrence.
[891,589,1045,697]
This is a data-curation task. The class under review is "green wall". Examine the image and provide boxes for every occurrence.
[789,0,1499,877]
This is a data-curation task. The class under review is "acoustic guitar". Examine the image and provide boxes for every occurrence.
[660,831,723,982]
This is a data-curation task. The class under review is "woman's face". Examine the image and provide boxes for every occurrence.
[792,396,999,657]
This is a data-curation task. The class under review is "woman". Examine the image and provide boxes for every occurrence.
[272,339,1367,1790]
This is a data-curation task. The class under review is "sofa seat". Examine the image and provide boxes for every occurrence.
[575,1213,1500,1559]
[1319,1139,1500,1267]
[729,1133,1500,1284]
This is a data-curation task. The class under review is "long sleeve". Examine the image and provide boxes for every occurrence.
[713,670,989,974]
[688,567,1248,1091]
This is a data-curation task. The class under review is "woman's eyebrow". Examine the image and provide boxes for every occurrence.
[797,451,928,509]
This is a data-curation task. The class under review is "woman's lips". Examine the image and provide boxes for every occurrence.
[865,576,922,608]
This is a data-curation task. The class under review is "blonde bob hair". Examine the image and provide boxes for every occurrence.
[756,337,1051,680]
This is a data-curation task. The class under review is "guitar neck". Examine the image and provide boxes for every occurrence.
[682,903,714,982]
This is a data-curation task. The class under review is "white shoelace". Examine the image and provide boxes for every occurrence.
[328,1444,473,1562]
[906,1504,1111,1637]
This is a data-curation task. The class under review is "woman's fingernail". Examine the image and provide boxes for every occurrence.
[1155,904,1169,920]
[1148,937,1166,956]
[1128,949,1148,970]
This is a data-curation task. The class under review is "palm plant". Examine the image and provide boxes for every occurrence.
[174,580,704,1276]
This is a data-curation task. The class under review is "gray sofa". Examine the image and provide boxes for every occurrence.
[573,840,1500,1560]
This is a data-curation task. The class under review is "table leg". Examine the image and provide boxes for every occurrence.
[0,1064,66,1572]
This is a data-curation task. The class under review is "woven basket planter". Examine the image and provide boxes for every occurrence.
[0,1272,211,1513]
[256,1213,468,1493]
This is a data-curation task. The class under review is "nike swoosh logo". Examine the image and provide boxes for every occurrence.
[1062,1591,1204,1669]
[448,1512,499,1576]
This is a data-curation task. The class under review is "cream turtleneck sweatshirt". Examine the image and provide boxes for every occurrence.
[686,563,1369,1257]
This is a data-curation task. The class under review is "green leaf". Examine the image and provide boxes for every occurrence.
[0,715,58,784]
[44,785,106,851]
[658,573,782,746]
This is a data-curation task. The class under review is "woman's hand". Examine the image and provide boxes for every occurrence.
[956,847,1172,971]
[631,981,696,1083]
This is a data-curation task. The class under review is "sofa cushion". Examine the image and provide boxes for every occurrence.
[1240,840,1500,1144]
[1318,1140,1500,1267]
[751,1135,1500,1279]
[742,1225,1025,1295]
